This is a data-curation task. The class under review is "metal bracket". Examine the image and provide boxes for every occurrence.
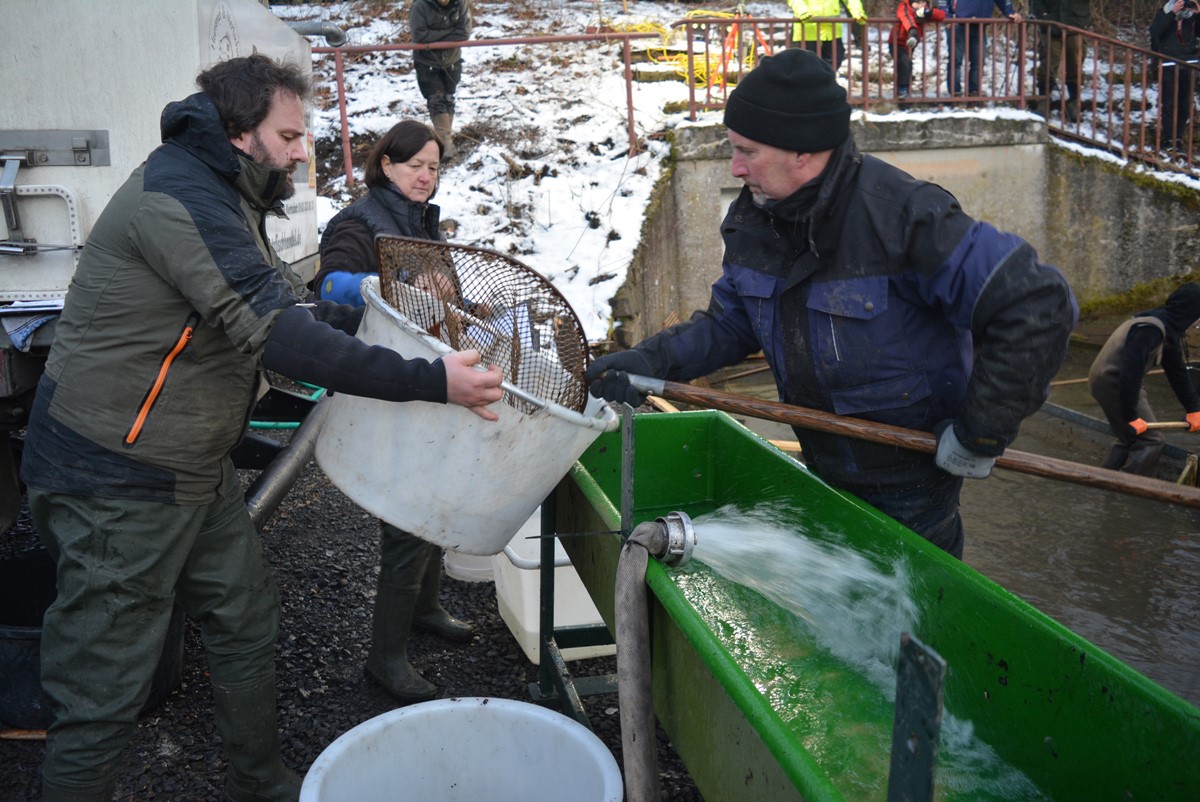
[886,632,947,802]
[0,130,111,168]
[2,130,103,254]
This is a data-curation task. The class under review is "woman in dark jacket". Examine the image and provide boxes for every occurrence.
[1150,0,1200,152]
[317,120,474,704]
[316,121,444,302]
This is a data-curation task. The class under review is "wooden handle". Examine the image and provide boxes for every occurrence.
[650,379,1200,509]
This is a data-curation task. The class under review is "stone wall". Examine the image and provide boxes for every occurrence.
[611,114,1200,345]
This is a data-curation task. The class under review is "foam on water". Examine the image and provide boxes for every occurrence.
[690,502,919,691]
[683,502,1048,801]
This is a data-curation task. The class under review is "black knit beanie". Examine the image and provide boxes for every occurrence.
[723,49,851,153]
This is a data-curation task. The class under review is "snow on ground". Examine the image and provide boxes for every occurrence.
[275,1,1199,344]
[275,1,778,343]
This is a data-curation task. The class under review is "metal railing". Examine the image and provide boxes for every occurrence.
[312,18,1199,182]
[670,15,1200,178]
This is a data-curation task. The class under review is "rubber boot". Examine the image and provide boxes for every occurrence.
[212,678,301,802]
[364,525,438,703]
[1065,83,1079,123]
[413,550,474,643]
[431,112,456,161]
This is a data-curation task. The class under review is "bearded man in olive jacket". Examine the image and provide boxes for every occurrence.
[21,55,501,802]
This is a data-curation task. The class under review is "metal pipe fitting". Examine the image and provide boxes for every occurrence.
[655,511,696,566]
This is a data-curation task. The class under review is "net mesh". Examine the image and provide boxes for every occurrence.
[376,235,591,414]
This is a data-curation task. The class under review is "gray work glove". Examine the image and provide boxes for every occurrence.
[583,350,655,407]
[933,419,996,479]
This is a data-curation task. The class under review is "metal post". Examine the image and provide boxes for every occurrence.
[886,632,947,802]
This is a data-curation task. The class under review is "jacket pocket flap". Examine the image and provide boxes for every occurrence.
[732,270,778,299]
[807,276,888,320]
[829,371,931,417]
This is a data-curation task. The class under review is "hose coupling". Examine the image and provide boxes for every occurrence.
[655,511,696,566]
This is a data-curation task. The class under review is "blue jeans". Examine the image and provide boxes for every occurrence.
[859,474,965,559]
[947,23,986,96]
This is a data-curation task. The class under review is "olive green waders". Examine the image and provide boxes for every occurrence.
[29,467,299,802]
[365,524,472,703]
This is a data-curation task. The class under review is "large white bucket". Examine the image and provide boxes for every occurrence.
[314,277,617,555]
[300,697,624,802]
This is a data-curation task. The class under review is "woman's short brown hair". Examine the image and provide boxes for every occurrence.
[363,120,444,192]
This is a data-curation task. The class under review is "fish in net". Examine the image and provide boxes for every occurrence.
[375,235,591,414]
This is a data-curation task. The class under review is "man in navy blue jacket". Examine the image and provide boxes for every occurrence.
[585,50,1076,558]
[947,0,1022,96]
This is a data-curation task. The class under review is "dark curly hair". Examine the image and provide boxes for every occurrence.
[196,54,310,139]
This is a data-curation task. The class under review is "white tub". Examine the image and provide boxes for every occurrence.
[300,697,623,802]
[314,277,617,555]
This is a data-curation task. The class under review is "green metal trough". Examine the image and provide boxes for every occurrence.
[554,410,1200,802]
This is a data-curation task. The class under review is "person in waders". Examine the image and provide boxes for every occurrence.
[1088,283,1200,475]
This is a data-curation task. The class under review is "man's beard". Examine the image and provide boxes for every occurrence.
[245,132,297,200]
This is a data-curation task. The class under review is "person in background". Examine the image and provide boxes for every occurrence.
[787,0,867,71]
[316,119,475,705]
[1087,283,1200,476]
[1030,0,1092,123]
[19,57,503,802]
[584,49,1077,560]
[891,0,945,102]
[1150,0,1200,153]
[411,0,472,160]
[946,0,1022,97]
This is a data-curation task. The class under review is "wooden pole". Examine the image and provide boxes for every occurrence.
[632,377,1200,509]
[1050,369,1165,387]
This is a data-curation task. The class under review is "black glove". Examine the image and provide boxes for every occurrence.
[583,350,655,407]
[906,33,919,52]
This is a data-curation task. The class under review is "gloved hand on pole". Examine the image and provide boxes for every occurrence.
[584,350,657,407]
[933,419,996,479]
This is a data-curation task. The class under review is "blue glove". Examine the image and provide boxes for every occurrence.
[933,420,996,479]
[318,271,373,306]
[583,350,655,407]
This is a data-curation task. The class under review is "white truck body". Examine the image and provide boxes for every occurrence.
[1,0,320,301]
[0,0,328,531]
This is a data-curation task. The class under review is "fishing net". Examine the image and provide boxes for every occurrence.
[375,235,591,414]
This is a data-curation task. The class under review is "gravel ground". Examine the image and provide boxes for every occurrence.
[0,457,702,801]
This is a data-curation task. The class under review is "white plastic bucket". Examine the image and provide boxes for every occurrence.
[314,277,617,555]
[493,508,615,664]
[443,549,494,583]
[300,697,624,802]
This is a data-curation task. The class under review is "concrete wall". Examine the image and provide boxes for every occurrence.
[612,115,1200,345]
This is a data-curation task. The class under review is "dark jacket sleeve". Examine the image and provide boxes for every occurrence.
[1161,331,1200,413]
[262,305,446,403]
[1150,10,1172,54]
[1116,324,1161,420]
[955,241,1078,455]
[313,220,377,293]
[307,299,365,336]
